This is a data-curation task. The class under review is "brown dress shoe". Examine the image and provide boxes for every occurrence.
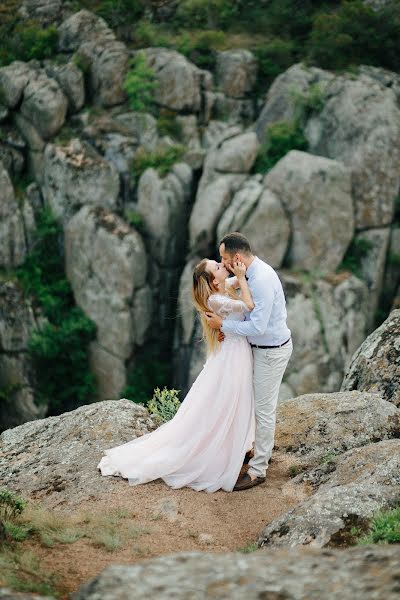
[233,473,266,491]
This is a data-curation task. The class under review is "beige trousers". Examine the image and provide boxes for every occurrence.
[248,340,293,478]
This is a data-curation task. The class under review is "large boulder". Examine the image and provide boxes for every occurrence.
[217,176,290,268]
[20,69,68,139]
[58,10,129,107]
[0,161,35,269]
[283,271,369,396]
[142,48,211,113]
[42,139,120,223]
[259,481,400,548]
[19,0,64,25]
[65,206,150,398]
[274,390,400,467]
[265,151,354,273]
[0,280,43,431]
[215,49,257,98]
[0,400,157,507]
[306,73,400,228]
[0,61,32,108]
[44,61,85,113]
[72,546,400,600]
[341,309,400,407]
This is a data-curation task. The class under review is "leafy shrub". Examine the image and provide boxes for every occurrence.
[131,19,171,48]
[132,144,186,179]
[16,209,96,414]
[125,209,145,233]
[291,82,326,119]
[0,21,58,66]
[255,39,296,91]
[253,120,307,174]
[338,237,374,278]
[357,506,400,545]
[157,109,183,140]
[123,51,157,112]
[0,489,26,522]
[148,387,181,422]
[309,0,400,72]
[176,30,226,70]
[175,0,239,29]
[122,348,171,405]
[96,0,146,28]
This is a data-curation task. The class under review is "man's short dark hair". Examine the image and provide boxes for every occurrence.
[219,232,252,255]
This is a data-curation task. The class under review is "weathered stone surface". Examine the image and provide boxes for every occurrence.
[137,164,193,266]
[114,112,158,151]
[19,0,63,25]
[45,61,85,112]
[341,309,400,407]
[255,64,334,142]
[20,70,68,139]
[0,588,54,599]
[14,113,45,151]
[0,162,33,269]
[306,73,400,228]
[0,281,43,431]
[202,121,243,150]
[259,482,400,548]
[72,546,400,600]
[283,270,369,397]
[65,206,150,398]
[205,131,258,173]
[383,226,400,309]
[58,10,129,107]
[142,48,205,112]
[353,227,391,328]
[359,64,400,104]
[42,140,120,223]
[275,390,399,467]
[0,62,32,108]
[89,342,126,401]
[265,151,354,273]
[216,49,257,98]
[217,177,290,268]
[0,400,157,507]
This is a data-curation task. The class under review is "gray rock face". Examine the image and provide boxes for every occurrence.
[0,281,43,431]
[283,272,369,397]
[72,546,400,600]
[265,151,354,273]
[19,0,63,25]
[217,176,290,268]
[65,206,149,398]
[341,309,400,407]
[216,49,257,98]
[20,69,68,139]
[143,48,207,113]
[58,10,129,107]
[259,482,400,548]
[0,161,35,269]
[0,400,157,507]
[0,62,32,108]
[44,61,85,113]
[42,140,120,223]
[275,390,400,467]
[306,74,400,229]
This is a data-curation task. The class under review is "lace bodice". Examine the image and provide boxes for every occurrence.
[207,293,248,322]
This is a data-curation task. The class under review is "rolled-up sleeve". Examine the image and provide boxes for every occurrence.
[221,277,274,337]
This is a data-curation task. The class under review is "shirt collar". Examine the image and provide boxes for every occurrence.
[246,256,258,279]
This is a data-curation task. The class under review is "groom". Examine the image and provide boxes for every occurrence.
[205,232,292,491]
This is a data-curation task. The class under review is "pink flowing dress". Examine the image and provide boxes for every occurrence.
[97,293,255,492]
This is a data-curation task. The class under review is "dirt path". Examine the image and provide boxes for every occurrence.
[32,452,309,597]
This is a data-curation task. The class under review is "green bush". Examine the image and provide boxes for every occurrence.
[131,20,171,49]
[123,51,157,112]
[357,506,400,545]
[96,0,146,28]
[148,387,181,422]
[338,237,374,278]
[122,349,171,405]
[0,489,26,522]
[176,30,226,70]
[175,0,239,29]
[0,21,58,66]
[309,1,400,72]
[157,109,183,140]
[255,39,296,91]
[16,209,96,414]
[253,120,307,174]
[132,144,186,179]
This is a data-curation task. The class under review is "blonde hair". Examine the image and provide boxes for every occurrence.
[192,259,237,355]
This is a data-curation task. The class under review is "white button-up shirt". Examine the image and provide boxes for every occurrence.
[221,256,291,346]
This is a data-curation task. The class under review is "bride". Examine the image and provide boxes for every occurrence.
[97,258,255,492]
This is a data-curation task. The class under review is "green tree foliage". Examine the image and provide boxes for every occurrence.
[123,51,157,112]
[253,120,308,174]
[122,348,171,405]
[0,21,58,66]
[16,209,96,415]
[96,0,146,27]
[132,144,186,179]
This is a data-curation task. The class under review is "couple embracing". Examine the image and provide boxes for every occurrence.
[98,232,292,492]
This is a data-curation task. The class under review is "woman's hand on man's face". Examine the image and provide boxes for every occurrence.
[230,261,246,280]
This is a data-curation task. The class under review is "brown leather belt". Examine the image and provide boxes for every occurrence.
[251,337,291,349]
